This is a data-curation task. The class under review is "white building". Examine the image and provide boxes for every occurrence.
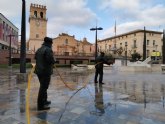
[0,13,19,51]
[98,29,162,58]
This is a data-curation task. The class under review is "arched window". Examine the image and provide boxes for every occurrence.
[40,12,43,18]
[34,11,37,18]
[65,39,68,45]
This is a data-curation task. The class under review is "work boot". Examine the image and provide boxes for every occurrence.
[99,82,105,85]
[95,81,98,83]
[45,101,51,105]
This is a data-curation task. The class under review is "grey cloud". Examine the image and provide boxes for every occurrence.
[45,0,96,37]
[0,1,22,18]
[101,0,165,38]
[46,0,96,27]
[100,0,140,11]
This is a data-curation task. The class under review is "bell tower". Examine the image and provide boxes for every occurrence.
[28,3,47,52]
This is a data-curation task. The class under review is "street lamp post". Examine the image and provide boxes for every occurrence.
[7,35,14,67]
[143,26,146,61]
[125,42,128,66]
[20,0,26,73]
[90,26,103,60]
[9,35,12,66]
[163,29,165,64]
[155,45,158,61]
[7,34,20,66]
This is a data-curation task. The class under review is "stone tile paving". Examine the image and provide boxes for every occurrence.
[0,67,165,124]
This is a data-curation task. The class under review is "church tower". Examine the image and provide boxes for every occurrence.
[28,3,47,53]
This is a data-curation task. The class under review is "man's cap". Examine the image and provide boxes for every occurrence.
[44,37,53,44]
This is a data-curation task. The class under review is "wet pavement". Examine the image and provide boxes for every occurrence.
[0,66,165,124]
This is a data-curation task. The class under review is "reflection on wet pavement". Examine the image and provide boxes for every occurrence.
[0,67,165,124]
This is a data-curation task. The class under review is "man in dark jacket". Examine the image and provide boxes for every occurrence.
[34,37,56,111]
[94,52,114,84]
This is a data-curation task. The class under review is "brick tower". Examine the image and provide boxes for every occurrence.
[28,3,47,53]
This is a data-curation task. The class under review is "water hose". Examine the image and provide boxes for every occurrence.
[26,63,35,124]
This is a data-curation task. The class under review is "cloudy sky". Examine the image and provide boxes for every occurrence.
[0,0,165,43]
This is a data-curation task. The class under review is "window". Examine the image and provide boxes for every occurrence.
[152,33,154,36]
[100,46,102,51]
[147,40,149,45]
[154,45,158,51]
[34,11,37,18]
[2,45,5,49]
[147,50,150,57]
[153,40,155,46]
[149,33,154,36]
[133,40,136,48]
[3,34,4,40]
[65,39,68,45]
[6,24,8,31]
[125,42,127,46]
[134,33,136,36]
[114,43,116,48]
[134,40,136,44]
[40,12,43,18]
[3,21,5,29]
[109,45,111,50]
[36,34,39,38]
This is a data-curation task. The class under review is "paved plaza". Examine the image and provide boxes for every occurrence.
[0,66,165,124]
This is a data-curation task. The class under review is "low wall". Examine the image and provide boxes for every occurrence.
[0,50,9,64]
[119,64,162,72]
[119,66,151,72]
[151,64,162,72]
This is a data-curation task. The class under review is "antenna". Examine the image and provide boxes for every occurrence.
[96,19,97,27]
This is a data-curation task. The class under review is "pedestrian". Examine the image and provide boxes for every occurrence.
[34,37,56,111]
[94,52,114,84]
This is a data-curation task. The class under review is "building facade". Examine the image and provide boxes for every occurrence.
[28,4,47,53]
[53,33,95,56]
[98,29,162,58]
[0,13,19,52]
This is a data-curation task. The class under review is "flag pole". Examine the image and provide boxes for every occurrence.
[114,20,116,51]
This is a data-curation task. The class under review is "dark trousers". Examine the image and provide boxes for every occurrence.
[37,74,51,108]
[94,68,103,83]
